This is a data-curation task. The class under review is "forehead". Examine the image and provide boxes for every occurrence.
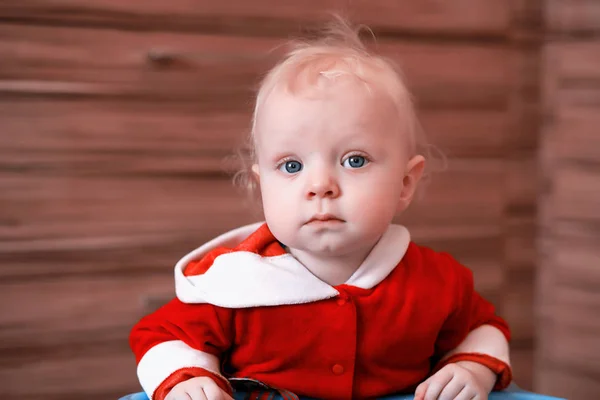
[255,79,398,141]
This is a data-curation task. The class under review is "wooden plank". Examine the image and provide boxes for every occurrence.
[0,25,513,108]
[537,313,600,390]
[536,285,600,397]
[557,284,600,330]
[504,215,536,343]
[536,367,600,400]
[506,97,539,153]
[541,43,600,162]
[0,101,249,153]
[502,5,539,353]
[502,278,534,342]
[505,215,536,272]
[506,48,540,152]
[0,274,171,398]
[420,109,509,157]
[0,26,274,107]
[0,0,510,36]
[2,352,139,400]
[402,159,505,228]
[536,283,600,398]
[0,274,172,351]
[506,157,537,214]
[0,149,231,179]
[550,40,600,82]
[554,84,600,112]
[376,40,511,109]
[554,164,600,222]
[509,0,543,42]
[546,0,600,34]
[549,97,600,163]
[339,1,509,35]
[555,236,600,289]
[0,232,231,280]
[0,100,251,156]
[0,176,258,243]
[537,7,600,400]
[510,347,534,391]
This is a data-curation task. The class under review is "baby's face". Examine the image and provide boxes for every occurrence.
[253,81,413,257]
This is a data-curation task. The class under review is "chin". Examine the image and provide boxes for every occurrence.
[309,240,357,255]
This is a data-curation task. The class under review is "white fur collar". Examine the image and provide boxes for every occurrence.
[175,222,410,308]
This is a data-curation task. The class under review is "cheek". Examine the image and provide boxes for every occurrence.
[260,177,295,220]
[344,175,402,220]
[259,180,300,245]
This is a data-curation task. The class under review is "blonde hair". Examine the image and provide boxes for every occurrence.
[233,16,442,203]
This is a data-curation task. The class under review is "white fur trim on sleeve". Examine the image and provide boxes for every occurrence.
[443,324,511,365]
[137,340,222,399]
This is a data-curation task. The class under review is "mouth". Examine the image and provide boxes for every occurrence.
[306,214,345,224]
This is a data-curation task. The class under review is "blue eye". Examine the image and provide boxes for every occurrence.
[342,155,368,169]
[279,160,303,174]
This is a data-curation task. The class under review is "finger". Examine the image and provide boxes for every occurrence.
[186,387,208,400]
[414,382,428,400]
[454,385,479,400]
[423,369,455,400]
[202,382,231,400]
[437,378,466,400]
[166,392,192,400]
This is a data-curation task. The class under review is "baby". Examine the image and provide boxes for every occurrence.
[130,18,511,400]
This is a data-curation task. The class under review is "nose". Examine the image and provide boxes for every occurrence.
[306,165,340,199]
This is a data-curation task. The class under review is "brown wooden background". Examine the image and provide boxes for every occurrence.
[0,1,597,399]
[537,0,600,398]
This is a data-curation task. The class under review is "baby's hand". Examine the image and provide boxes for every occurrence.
[166,376,233,400]
[414,361,496,400]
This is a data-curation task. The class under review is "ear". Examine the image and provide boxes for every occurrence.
[251,164,260,180]
[397,155,425,213]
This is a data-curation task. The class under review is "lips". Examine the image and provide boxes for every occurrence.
[307,214,345,224]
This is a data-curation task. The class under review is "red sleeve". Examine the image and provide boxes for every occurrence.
[129,298,234,399]
[433,253,512,390]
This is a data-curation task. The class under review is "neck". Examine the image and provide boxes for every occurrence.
[288,244,376,286]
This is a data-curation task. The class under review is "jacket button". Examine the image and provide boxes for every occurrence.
[332,364,344,375]
[336,298,346,306]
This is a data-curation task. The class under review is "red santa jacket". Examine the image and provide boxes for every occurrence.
[130,222,511,400]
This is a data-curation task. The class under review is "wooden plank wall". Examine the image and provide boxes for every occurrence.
[0,2,543,399]
[537,0,600,399]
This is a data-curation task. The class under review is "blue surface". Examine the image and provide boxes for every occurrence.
[119,384,565,400]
